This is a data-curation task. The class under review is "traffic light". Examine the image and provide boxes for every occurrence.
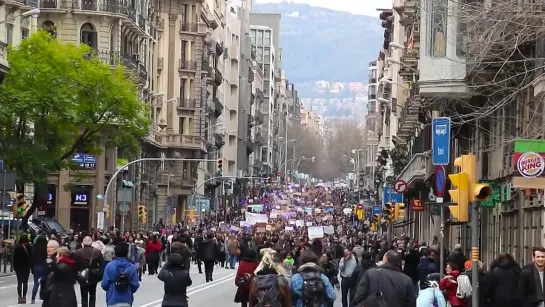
[105,204,110,218]
[142,207,148,223]
[217,159,223,175]
[383,203,393,222]
[394,203,405,221]
[267,177,272,184]
[448,154,493,222]
[13,195,27,217]
[138,205,144,221]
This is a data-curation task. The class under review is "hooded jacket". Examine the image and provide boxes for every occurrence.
[101,257,140,307]
[158,254,192,307]
[290,263,336,307]
[46,256,78,307]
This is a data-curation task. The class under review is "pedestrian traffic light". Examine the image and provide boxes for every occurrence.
[448,154,492,223]
[217,159,223,175]
[13,195,27,217]
[383,203,393,222]
[394,203,405,221]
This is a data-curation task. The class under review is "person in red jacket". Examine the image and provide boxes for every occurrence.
[439,262,467,307]
[145,235,162,275]
[234,249,258,307]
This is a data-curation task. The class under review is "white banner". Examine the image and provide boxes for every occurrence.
[245,212,269,225]
[308,226,324,240]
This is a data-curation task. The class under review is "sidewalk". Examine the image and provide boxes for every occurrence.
[0,264,14,277]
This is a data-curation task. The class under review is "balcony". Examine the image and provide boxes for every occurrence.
[214,132,225,148]
[397,85,421,138]
[396,152,432,187]
[216,42,224,56]
[255,133,265,145]
[96,49,148,82]
[207,99,215,115]
[180,22,198,33]
[214,67,223,85]
[179,60,197,72]
[246,139,255,153]
[65,1,146,31]
[177,98,198,110]
[164,134,206,152]
[213,97,224,116]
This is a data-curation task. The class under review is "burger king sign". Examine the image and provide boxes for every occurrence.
[517,152,545,178]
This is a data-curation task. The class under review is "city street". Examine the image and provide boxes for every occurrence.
[0,265,237,307]
[0,263,343,306]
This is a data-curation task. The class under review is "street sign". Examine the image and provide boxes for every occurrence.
[434,166,447,197]
[432,117,451,165]
[372,206,381,215]
[0,159,4,170]
[393,179,408,193]
[383,185,403,204]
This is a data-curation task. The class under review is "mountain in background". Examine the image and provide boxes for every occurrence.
[252,2,383,85]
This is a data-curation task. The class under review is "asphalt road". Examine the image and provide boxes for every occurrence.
[0,263,342,307]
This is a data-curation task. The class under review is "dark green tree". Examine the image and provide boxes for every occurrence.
[0,30,150,224]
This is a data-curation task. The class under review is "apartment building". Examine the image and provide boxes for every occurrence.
[378,0,545,265]
[250,46,265,175]
[234,1,256,176]
[25,0,155,230]
[249,24,276,173]
[367,61,379,134]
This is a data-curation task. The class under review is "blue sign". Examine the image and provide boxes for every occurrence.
[434,166,447,197]
[432,117,451,165]
[0,159,4,170]
[196,198,210,211]
[383,185,403,204]
[72,153,96,169]
[372,206,381,215]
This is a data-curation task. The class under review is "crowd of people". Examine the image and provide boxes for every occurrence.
[3,183,545,307]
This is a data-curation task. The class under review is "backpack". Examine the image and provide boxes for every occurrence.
[301,270,326,307]
[115,269,129,291]
[456,274,472,299]
[253,275,282,307]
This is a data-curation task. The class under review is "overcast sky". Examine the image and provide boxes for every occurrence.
[253,0,392,16]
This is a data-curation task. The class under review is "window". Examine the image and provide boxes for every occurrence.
[256,48,263,62]
[42,21,56,37]
[264,48,270,62]
[5,24,13,45]
[179,117,187,134]
[180,79,186,100]
[264,30,271,46]
[264,81,270,93]
[181,40,187,61]
[80,23,97,49]
[257,30,263,45]
[21,28,29,40]
[250,29,256,45]
[368,85,377,97]
[430,0,447,56]
[369,69,377,82]
[263,64,270,77]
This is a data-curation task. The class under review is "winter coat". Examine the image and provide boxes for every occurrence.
[416,287,447,307]
[44,257,78,307]
[439,270,467,307]
[158,255,192,307]
[418,257,439,290]
[101,257,140,306]
[234,258,259,303]
[13,243,33,272]
[483,258,520,307]
[198,239,217,262]
[146,240,162,259]
[290,263,336,307]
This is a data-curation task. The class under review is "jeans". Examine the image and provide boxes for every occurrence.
[80,283,97,307]
[341,277,355,307]
[228,254,238,268]
[31,264,47,300]
[16,268,30,298]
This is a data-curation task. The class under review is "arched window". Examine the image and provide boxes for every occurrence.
[42,21,56,38]
[80,23,97,49]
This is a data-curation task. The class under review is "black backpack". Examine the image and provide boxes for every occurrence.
[301,269,326,307]
[115,269,129,291]
[253,275,283,307]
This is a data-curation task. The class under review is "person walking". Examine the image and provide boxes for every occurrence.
[46,247,78,307]
[31,235,48,304]
[13,234,33,304]
[101,243,140,307]
[74,236,105,307]
[157,253,192,307]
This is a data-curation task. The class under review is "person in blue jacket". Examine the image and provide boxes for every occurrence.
[101,243,140,307]
[290,251,337,307]
[417,273,447,307]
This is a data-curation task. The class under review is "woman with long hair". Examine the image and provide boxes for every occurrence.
[158,253,192,307]
[13,234,33,304]
[249,250,291,307]
[31,235,48,304]
[234,249,259,307]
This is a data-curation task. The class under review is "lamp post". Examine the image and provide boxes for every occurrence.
[162,173,175,222]
[279,139,295,181]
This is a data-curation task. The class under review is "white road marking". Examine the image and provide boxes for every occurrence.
[139,273,235,307]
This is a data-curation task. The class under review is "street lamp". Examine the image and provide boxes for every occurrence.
[280,139,296,179]
[162,173,175,222]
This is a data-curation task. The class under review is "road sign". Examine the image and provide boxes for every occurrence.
[434,166,447,197]
[383,185,403,204]
[432,117,451,165]
[0,159,4,170]
[393,179,408,193]
[372,206,381,215]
